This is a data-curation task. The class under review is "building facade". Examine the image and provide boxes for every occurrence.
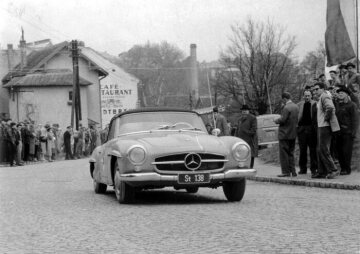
[2,39,139,130]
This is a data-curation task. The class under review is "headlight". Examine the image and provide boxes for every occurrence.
[232,143,250,161]
[127,145,147,165]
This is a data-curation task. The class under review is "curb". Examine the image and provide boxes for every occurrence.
[246,176,360,191]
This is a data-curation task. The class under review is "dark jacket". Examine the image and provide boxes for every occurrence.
[335,100,359,137]
[236,113,258,157]
[275,100,299,140]
[63,130,72,145]
[297,100,317,134]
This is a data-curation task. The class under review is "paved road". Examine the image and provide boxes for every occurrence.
[0,159,359,254]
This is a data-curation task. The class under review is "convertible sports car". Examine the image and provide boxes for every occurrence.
[89,108,256,203]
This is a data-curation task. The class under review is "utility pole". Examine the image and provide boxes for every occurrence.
[71,40,81,130]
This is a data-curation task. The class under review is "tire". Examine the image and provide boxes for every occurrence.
[114,162,135,204]
[186,187,199,193]
[222,178,246,202]
[93,179,107,194]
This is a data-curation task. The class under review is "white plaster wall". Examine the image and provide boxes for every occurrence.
[9,86,88,130]
[46,51,101,126]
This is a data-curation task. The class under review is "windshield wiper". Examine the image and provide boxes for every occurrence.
[156,125,172,130]
[180,127,203,131]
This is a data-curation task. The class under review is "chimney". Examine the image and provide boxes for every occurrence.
[19,27,27,70]
[7,44,14,71]
[190,44,199,104]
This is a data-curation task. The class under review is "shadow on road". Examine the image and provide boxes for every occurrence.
[98,188,228,205]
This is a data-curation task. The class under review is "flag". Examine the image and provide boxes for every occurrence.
[325,0,357,66]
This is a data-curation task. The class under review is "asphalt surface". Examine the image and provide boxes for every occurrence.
[0,159,359,253]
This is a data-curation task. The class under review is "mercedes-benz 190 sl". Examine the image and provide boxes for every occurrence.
[89,108,256,203]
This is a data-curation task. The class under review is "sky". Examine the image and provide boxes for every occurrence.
[0,0,327,62]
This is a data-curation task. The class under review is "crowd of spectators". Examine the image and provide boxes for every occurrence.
[0,120,109,167]
[275,62,360,178]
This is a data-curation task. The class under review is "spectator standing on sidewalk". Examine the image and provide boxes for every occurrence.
[297,90,317,176]
[335,87,359,175]
[15,123,23,166]
[213,106,230,136]
[44,124,54,162]
[312,82,340,179]
[339,64,348,87]
[4,121,17,166]
[0,120,8,163]
[63,126,73,160]
[236,105,258,168]
[39,124,47,161]
[318,74,330,88]
[274,92,299,177]
[329,70,341,87]
[345,62,360,109]
[28,124,36,162]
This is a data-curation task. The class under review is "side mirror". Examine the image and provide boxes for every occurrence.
[212,128,221,136]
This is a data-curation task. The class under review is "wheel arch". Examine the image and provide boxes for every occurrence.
[110,156,120,185]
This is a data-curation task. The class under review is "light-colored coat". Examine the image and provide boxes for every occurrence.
[317,92,340,132]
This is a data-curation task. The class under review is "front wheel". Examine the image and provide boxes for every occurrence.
[114,162,135,204]
[93,179,107,194]
[222,179,246,202]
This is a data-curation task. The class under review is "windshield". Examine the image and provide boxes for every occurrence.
[116,112,207,135]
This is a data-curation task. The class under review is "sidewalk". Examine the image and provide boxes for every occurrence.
[248,158,360,190]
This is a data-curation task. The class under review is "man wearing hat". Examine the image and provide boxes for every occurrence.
[236,105,257,168]
[335,87,359,175]
[213,107,230,136]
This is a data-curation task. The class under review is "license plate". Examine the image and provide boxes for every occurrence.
[178,173,210,184]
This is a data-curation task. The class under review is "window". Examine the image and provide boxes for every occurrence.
[69,91,73,101]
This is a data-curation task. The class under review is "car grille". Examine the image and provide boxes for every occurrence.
[153,153,226,172]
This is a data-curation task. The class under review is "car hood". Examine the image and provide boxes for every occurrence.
[120,131,229,154]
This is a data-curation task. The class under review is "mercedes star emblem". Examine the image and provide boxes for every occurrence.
[184,153,202,171]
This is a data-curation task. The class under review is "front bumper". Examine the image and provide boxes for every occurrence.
[119,168,257,183]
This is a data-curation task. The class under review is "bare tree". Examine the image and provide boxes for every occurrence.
[117,41,186,107]
[300,42,326,80]
[220,17,297,114]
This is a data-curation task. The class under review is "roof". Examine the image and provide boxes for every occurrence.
[2,41,69,82]
[2,41,108,83]
[80,47,138,83]
[3,70,92,88]
[109,107,199,124]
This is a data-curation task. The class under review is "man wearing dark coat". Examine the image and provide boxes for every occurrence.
[236,105,258,168]
[63,126,73,160]
[335,87,359,175]
[4,121,17,166]
[297,90,318,176]
[274,92,299,177]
